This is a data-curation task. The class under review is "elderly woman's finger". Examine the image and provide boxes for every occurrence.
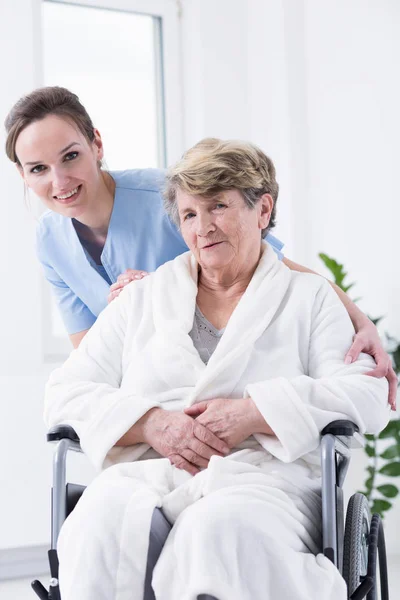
[180,448,209,469]
[188,437,224,461]
[345,335,367,365]
[168,453,199,476]
[185,402,208,417]
[193,421,230,454]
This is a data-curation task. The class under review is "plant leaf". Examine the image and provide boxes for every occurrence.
[365,445,376,457]
[318,253,354,292]
[364,434,376,441]
[377,484,399,498]
[371,316,384,326]
[379,462,400,476]
[378,420,400,439]
[365,476,373,493]
[391,344,400,374]
[380,445,400,460]
[371,499,392,516]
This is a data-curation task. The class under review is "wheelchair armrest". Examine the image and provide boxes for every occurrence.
[321,420,359,437]
[321,420,364,451]
[47,424,81,446]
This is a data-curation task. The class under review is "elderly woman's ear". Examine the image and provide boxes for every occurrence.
[258,193,274,231]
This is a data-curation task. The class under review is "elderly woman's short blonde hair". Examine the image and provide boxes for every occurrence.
[164,138,279,237]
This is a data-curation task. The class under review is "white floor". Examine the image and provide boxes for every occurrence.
[1,559,399,600]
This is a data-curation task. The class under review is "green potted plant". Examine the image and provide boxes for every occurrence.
[319,253,400,517]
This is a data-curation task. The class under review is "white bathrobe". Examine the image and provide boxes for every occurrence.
[45,242,390,600]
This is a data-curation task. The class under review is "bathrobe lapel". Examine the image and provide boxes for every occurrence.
[150,241,291,403]
[149,252,206,390]
[187,242,292,403]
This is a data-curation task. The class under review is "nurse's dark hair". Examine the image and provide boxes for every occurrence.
[5,86,95,165]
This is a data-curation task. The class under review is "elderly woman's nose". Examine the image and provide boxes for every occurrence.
[196,212,215,236]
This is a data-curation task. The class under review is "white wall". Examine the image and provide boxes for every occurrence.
[0,0,399,562]
[0,0,52,549]
[301,0,400,338]
[181,0,400,555]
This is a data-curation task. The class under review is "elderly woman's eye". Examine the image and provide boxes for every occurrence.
[184,212,196,220]
[30,164,46,174]
[215,203,226,210]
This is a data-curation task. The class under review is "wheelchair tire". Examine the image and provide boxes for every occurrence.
[343,493,372,599]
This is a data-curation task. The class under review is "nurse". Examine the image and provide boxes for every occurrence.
[4,86,397,407]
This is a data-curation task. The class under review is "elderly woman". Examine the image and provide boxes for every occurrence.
[45,138,390,600]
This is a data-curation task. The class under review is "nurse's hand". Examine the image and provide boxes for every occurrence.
[107,269,149,303]
[185,398,274,449]
[142,408,230,476]
[345,318,397,411]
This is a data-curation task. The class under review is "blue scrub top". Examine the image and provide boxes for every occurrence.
[36,169,284,334]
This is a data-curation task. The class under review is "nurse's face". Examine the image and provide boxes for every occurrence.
[15,114,103,219]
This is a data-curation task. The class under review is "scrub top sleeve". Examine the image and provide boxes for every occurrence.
[265,232,284,260]
[38,256,97,335]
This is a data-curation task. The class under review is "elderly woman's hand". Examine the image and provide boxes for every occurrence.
[107,269,149,303]
[185,398,273,449]
[142,408,230,476]
[345,319,397,411]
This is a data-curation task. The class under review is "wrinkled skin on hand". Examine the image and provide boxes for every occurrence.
[143,409,230,475]
[185,397,272,449]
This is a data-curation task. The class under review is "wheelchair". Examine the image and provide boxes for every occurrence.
[31,420,389,600]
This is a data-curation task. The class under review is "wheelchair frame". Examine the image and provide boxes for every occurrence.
[32,420,389,600]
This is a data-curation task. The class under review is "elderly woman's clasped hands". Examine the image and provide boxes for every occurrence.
[140,398,271,475]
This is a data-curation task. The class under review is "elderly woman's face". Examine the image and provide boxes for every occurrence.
[177,189,272,271]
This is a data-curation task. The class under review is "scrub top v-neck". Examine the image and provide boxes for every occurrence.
[36,168,285,335]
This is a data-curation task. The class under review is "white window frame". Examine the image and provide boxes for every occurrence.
[36,0,184,360]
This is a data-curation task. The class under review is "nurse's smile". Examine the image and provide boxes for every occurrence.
[54,184,82,204]
[14,113,109,224]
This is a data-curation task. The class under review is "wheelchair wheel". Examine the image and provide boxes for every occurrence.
[343,493,372,598]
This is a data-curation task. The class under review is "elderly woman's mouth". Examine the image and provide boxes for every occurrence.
[202,241,224,250]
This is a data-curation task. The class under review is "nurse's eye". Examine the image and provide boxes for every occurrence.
[64,151,79,162]
[214,203,226,210]
[30,164,46,174]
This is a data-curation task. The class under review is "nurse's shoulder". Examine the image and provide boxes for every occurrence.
[112,168,166,196]
[36,208,68,255]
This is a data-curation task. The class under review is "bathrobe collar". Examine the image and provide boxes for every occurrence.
[150,241,291,405]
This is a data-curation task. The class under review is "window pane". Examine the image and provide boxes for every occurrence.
[42,1,164,170]
[41,1,165,353]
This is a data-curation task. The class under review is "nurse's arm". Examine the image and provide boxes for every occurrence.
[70,329,90,349]
[283,257,397,409]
